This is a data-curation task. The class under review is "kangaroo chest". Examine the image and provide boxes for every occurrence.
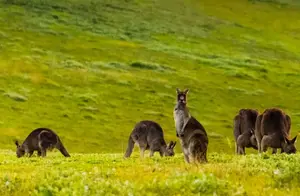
[173,109,190,134]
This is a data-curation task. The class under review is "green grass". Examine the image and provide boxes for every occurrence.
[1,0,300,155]
[1,150,300,195]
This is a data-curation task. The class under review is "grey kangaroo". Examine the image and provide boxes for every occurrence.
[234,108,259,155]
[173,88,208,163]
[15,127,71,158]
[124,120,176,158]
[255,108,296,154]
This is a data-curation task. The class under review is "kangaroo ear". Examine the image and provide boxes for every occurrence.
[15,140,19,147]
[184,89,189,94]
[172,141,176,148]
[250,128,254,134]
[176,88,181,94]
[169,141,174,147]
[284,137,290,144]
[291,135,297,144]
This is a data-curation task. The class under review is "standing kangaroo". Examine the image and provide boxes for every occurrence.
[173,88,208,163]
[255,108,296,154]
[15,127,71,158]
[233,108,259,155]
[124,120,176,158]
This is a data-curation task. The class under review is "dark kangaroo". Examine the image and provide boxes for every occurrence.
[124,120,176,158]
[233,108,259,155]
[255,108,296,154]
[173,88,208,163]
[15,127,71,158]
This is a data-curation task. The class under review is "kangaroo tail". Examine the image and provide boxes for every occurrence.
[194,150,207,163]
[193,146,208,163]
[233,115,241,141]
[124,135,135,158]
[189,134,208,163]
[56,138,71,157]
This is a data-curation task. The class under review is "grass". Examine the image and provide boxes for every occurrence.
[1,150,300,195]
[2,0,300,195]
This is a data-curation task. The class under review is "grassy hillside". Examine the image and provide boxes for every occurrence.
[1,0,300,153]
[1,150,300,196]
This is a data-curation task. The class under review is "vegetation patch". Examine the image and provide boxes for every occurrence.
[3,92,28,102]
[1,0,300,162]
[129,61,174,72]
[1,151,300,195]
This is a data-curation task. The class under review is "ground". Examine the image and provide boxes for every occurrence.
[1,150,300,196]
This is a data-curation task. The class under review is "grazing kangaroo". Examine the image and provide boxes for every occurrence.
[255,108,296,154]
[124,120,176,158]
[173,88,208,163]
[15,127,71,158]
[233,108,259,155]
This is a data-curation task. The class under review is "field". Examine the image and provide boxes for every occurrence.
[1,150,300,196]
[1,0,300,195]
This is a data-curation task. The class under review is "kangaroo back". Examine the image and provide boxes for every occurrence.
[147,122,166,145]
[38,130,58,150]
[183,116,207,136]
[238,109,258,134]
[22,127,51,149]
[130,121,150,143]
[261,108,288,139]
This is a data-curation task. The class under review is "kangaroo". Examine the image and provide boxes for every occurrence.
[255,108,296,154]
[15,127,71,158]
[124,120,176,158]
[234,108,259,155]
[173,88,208,163]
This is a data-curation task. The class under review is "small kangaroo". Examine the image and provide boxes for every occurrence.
[173,88,208,163]
[15,127,71,158]
[234,108,259,155]
[124,120,176,158]
[255,108,296,154]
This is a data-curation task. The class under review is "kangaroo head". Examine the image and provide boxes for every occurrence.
[165,141,176,156]
[15,140,25,158]
[176,88,189,105]
[283,136,297,154]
